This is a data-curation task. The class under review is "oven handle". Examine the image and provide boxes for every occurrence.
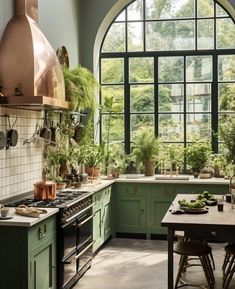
[66,241,94,264]
[63,204,93,224]
[74,214,95,228]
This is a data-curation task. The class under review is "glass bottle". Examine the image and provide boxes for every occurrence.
[80,163,88,184]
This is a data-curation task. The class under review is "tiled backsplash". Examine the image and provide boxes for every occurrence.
[0,107,44,200]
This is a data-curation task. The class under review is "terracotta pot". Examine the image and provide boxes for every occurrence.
[143,160,156,176]
[85,166,100,177]
[56,182,66,190]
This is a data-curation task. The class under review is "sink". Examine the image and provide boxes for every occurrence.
[154,175,190,181]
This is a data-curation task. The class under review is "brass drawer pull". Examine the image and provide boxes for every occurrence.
[38,224,47,240]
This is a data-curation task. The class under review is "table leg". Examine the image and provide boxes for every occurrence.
[167,228,174,289]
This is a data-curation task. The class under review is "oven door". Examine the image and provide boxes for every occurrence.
[62,219,77,259]
[77,207,93,246]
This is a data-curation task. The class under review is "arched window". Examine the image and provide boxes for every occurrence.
[99,0,235,171]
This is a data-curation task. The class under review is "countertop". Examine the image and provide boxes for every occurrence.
[0,207,59,227]
[0,175,229,227]
[113,175,230,185]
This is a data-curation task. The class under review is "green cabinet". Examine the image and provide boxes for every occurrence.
[0,215,56,289]
[113,181,229,238]
[93,185,112,252]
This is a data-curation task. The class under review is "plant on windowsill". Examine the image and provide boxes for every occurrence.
[55,176,66,190]
[84,142,106,178]
[186,139,212,178]
[132,127,160,176]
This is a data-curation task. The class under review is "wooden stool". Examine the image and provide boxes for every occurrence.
[175,231,215,270]
[174,241,215,289]
[222,243,235,289]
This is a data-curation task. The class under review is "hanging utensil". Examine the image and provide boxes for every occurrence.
[39,119,51,141]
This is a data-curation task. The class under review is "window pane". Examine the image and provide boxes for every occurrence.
[130,114,154,141]
[159,84,184,112]
[127,0,143,20]
[186,114,211,141]
[186,56,212,82]
[216,4,227,17]
[218,83,235,112]
[216,18,235,49]
[158,144,185,172]
[107,143,125,159]
[218,55,235,81]
[115,10,126,22]
[128,22,143,52]
[102,23,125,53]
[102,114,124,142]
[197,0,214,17]
[101,58,124,84]
[197,19,214,50]
[145,0,195,20]
[129,57,154,83]
[186,84,211,112]
[158,56,184,83]
[146,20,195,51]
[130,85,154,112]
[159,114,184,142]
[101,85,124,113]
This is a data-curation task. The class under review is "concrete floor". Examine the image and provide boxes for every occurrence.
[74,238,235,289]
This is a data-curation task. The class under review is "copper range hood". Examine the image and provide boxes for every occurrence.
[0,0,70,110]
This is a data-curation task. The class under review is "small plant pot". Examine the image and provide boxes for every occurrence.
[85,166,100,177]
[143,160,156,176]
[56,182,66,190]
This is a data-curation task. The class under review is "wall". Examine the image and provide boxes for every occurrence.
[79,0,235,72]
[0,0,80,200]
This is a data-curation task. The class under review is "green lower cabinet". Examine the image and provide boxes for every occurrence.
[149,197,173,235]
[30,236,56,289]
[0,215,56,289]
[103,202,112,241]
[113,182,229,238]
[115,195,146,234]
[93,185,112,253]
[93,203,103,252]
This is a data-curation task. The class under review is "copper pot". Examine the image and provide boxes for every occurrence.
[34,181,56,200]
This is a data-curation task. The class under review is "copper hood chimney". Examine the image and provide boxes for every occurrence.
[0,0,69,110]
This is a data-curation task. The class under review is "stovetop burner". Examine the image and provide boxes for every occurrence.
[5,189,91,209]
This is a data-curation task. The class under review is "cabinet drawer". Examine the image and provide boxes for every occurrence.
[29,216,56,248]
[114,183,146,196]
[93,191,103,210]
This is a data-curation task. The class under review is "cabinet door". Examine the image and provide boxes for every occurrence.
[103,201,112,241]
[93,205,103,253]
[115,195,146,233]
[30,236,56,289]
[149,197,173,235]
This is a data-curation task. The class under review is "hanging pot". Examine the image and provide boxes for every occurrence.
[50,122,60,145]
[0,131,6,149]
[73,123,85,142]
[39,120,51,141]
[6,116,18,149]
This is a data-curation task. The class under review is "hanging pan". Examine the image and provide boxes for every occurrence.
[0,131,6,149]
[6,116,18,149]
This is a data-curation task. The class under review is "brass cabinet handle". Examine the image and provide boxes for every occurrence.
[38,224,47,240]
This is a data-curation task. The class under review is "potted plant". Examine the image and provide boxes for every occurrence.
[63,65,98,112]
[186,140,211,177]
[210,154,227,178]
[85,142,106,177]
[132,128,160,176]
[55,176,66,190]
[219,116,235,164]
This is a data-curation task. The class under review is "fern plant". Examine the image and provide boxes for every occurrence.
[63,65,98,112]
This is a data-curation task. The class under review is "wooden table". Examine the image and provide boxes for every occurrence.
[161,194,235,289]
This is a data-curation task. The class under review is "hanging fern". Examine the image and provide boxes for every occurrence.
[63,65,99,112]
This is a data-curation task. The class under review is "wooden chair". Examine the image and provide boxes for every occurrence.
[174,241,215,289]
[222,243,235,289]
